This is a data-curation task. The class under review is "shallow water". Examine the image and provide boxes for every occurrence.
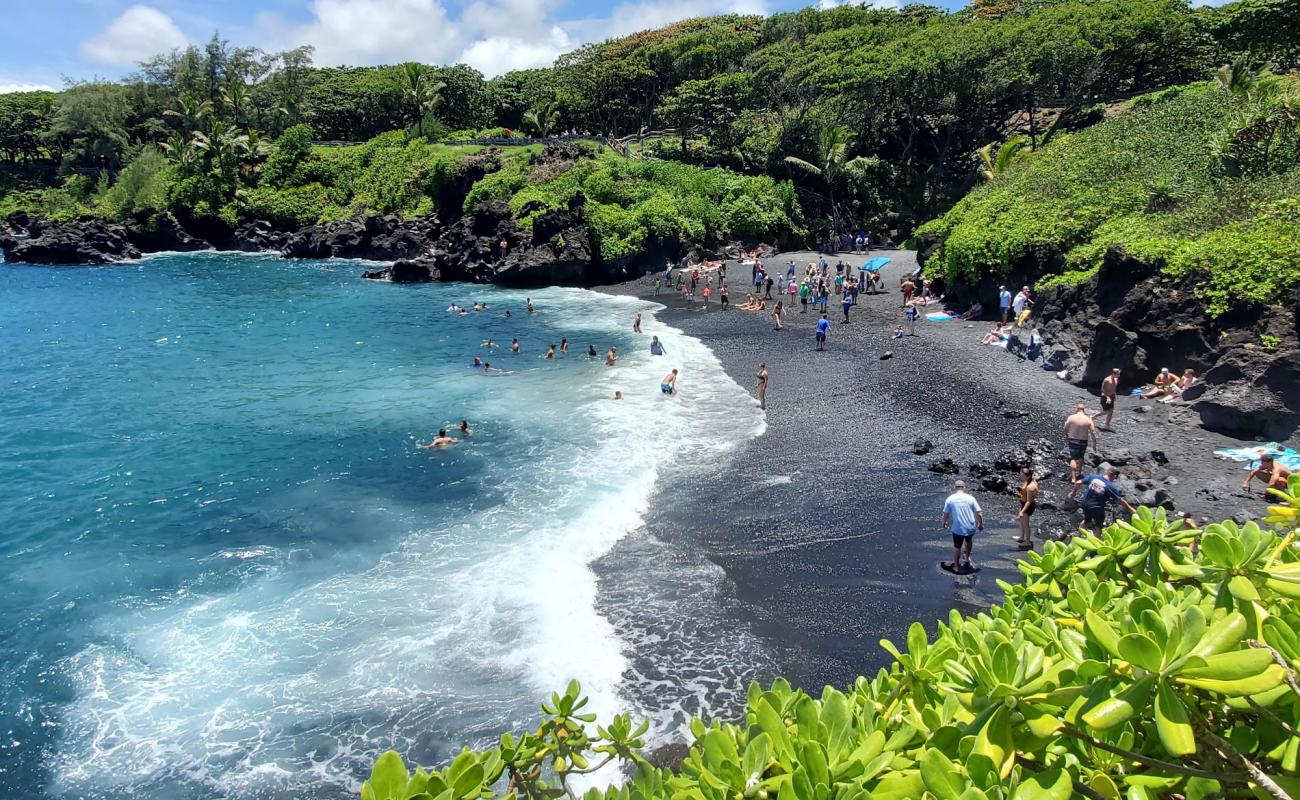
[0,253,765,799]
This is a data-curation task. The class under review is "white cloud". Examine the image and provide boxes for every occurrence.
[256,0,773,78]
[0,82,55,94]
[81,5,190,66]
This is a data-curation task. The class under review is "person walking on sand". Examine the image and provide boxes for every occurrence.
[702,285,711,308]
[633,311,642,333]
[1015,468,1038,548]
[1100,368,1120,430]
[815,313,831,351]
[720,284,729,308]
[901,278,915,307]
[773,300,784,331]
[606,346,618,366]
[650,335,667,356]
[999,285,1012,324]
[756,362,768,410]
[942,479,983,574]
[661,369,678,396]
[654,277,662,296]
[841,291,853,323]
[1064,403,1099,482]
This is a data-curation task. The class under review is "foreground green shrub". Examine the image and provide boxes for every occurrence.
[367,476,1300,800]
[96,145,172,217]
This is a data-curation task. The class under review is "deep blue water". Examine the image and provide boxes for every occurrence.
[0,253,762,799]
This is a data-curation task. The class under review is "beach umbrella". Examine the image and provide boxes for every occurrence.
[860,257,891,271]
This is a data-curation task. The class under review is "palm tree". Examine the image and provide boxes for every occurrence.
[160,132,201,170]
[402,62,445,138]
[164,95,215,134]
[783,125,873,228]
[522,100,562,138]
[976,136,1029,181]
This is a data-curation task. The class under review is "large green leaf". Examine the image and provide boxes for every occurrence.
[1154,682,1196,756]
[1013,766,1072,800]
[919,747,966,800]
[1118,634,1163,673]
[1176,648,1274,681]
[368,751,411,800]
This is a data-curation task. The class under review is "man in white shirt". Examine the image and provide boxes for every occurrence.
[942,479,984,573]
[1012,286,1031,324]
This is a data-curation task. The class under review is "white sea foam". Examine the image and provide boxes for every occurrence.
[50,287,763,799]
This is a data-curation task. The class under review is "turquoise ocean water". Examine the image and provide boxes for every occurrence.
[0,253,765,799]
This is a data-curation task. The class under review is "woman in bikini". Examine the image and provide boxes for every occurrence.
[1015,468,1039,548]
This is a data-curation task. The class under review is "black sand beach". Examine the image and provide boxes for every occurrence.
[595,248,1295,719]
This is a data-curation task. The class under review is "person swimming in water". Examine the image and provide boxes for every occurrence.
[526,298,534,313]
[471,357,483,368]
[418,429,458,449]
[546,344,556,359]
[459,420,472,437]
[560,338,568,355]
[650,335,666,356]
[613,391,623,400]
[661,369,678,395]
[633,312,642,333]
[511,338,520,353]
[483,338,495,348]
[588,343,598,358]
[606,346,618,366]
[504,309,512,319]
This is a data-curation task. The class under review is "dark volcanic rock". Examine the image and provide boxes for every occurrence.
[928,457,960,475]
[913,439,933,456]
[282,213,437,261]
[126,213,210,252]
[234,220,291,252]
[2,216,140,264]
[364,258,438,283]
[1035,245,1300,439]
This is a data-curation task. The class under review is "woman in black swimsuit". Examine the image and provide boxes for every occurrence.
[1016,467,1038,549]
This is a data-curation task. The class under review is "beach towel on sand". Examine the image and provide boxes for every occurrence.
[926,313,954,322]
[1214,444,1300,471]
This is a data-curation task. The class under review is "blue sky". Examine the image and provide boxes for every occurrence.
[0,0,959,91]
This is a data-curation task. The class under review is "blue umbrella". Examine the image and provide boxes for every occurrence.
[860,257,891,272]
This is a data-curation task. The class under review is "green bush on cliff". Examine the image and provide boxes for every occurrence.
[364,478,1300,800]
[467,151,801,260]
[920,79,1300,315]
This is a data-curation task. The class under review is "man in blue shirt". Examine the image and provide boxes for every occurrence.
[942,480,984,573]
[999,285,1012,323]
[815,314,831,351]
[1072,465,1136,534]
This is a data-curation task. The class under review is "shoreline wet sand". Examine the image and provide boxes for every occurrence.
[594,248,1296,707]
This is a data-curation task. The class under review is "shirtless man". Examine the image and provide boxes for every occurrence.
[661,369,678,396]
[633,312,642,333]
[1064,403,1099,482]
[901,278,916,307]
[606,346,618,366]
[1099,368,1120,430]
[511,338,520,354]
[1242,454,1293,497]
[1143,368,1175,399]
[418,429,458,449]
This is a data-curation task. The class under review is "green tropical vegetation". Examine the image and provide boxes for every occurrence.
[919,74,1300,316]
[363,479,1300,800]
[2,0,1296,265]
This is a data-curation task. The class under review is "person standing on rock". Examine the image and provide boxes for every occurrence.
[756,363,768,410]
[942,479,983,574]
[1100,368,1120,430]
[1015,468,1038,549]
[815,313,831,351]
[1064,403,1099,482]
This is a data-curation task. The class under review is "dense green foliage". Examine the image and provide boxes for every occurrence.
[2,0,1294,246]
[364,479,1300,800]
[920,77,1300,315]
[464,149,801,259]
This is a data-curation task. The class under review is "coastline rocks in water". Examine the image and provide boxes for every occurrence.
[233,220,291,253]
[2,216,140,265]
[126,213,210,253]
[281,213,439,261]
[913,439,933,456]
[364,258,439,283]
